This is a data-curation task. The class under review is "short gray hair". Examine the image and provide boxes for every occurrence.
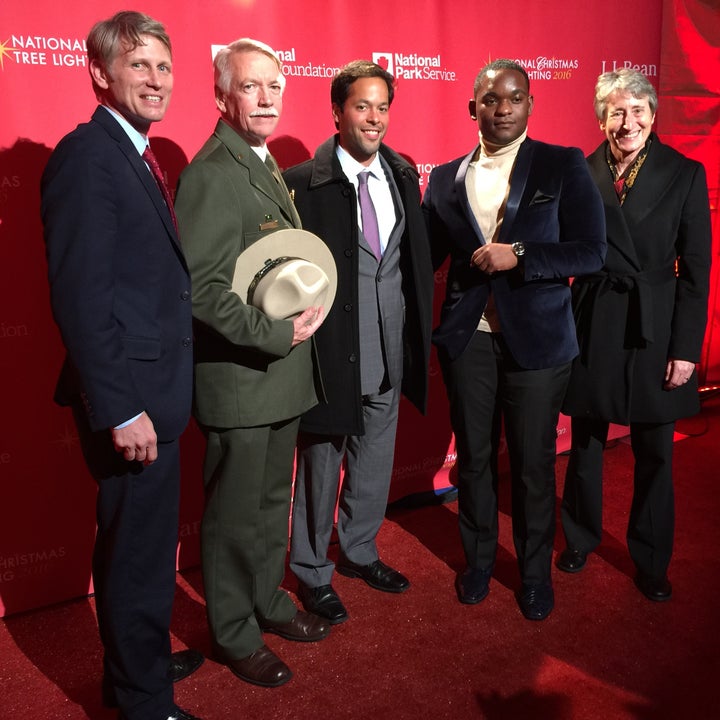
[214,38,285,95]
[594,68,657,121]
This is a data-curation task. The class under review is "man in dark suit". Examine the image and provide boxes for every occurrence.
[422,59,606,620]
[283,60,433,624]
[174,38,329,689]
[41,12,201,720]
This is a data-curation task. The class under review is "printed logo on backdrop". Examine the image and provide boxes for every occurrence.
[210,45,341,79]
[0,33,87,69]
[0,547,67,584]
[415,161,438,189]
[54,425,79,454]
[372,51,456,82]
[392,451,456,481]
[600,59,657,76]
[513,56,580,81]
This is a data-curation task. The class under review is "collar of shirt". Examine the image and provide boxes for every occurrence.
[335,143,395,253]
[335,143,384,185]
[100,105,148,156]
[251,144,269,162]
[475,129,527,165]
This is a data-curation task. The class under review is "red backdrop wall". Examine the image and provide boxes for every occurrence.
[1,0,716,616]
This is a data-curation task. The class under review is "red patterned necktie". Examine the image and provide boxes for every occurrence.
[142,144,178,232]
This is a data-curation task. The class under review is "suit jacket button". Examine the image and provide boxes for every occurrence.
[344,303,352,312]
[182,337,191,347]
[181,290,190,301]
[344,249,353,257]
[348,353,357,363]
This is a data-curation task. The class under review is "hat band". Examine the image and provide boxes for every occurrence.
[246,256,300,305]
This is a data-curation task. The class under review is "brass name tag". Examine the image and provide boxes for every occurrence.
[259,219,280,231]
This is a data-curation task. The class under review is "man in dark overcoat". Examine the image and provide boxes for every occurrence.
[283,60,433,624]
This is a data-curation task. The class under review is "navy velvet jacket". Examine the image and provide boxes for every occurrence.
[423,137,607,369]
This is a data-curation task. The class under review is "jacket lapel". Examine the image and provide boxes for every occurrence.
[587,144,641,269]
[92,107,185,261]
[620,134,678,226]
[215,120,301,228]
[377,154,405,264]
[496,138,532,246]
[455,147,486,251]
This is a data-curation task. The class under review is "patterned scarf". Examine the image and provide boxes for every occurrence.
[606,136,652,205]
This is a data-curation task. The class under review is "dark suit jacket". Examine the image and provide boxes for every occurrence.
[284,137,433,435]
[42,106,193,441]
[563,135,712,424]
[175,119,319,428]
[423,137,607,369]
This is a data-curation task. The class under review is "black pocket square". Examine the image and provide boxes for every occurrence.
[529,190,554,205]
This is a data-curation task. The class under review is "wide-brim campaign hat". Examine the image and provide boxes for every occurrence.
[232,229,337,320]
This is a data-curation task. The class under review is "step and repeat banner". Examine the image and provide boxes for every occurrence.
[1,0,712,616]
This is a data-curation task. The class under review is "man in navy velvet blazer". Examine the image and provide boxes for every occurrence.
[423,59,606,621]
[41,12,200,720]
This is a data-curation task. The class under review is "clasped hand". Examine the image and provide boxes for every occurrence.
[291,306,325,347]
[471,244,518,274]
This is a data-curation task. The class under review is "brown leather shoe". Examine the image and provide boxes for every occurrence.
[260,610,331,642]
[226,645,292,687]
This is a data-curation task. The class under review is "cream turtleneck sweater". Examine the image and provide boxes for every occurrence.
[466,129,527,332]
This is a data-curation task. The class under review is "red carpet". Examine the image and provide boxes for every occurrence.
[2,394,720,720]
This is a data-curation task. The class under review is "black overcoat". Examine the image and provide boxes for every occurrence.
[563,135,712,424]
[283,137,433,435]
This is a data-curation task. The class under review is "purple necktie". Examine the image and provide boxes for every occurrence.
[143,144,178,232]
[357,171,382,261]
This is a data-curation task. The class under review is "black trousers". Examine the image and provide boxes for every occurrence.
[561,417,675,578]
[441,331,571,586]
[75,406,179,720]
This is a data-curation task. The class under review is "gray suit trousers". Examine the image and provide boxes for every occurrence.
[290,386,400,587]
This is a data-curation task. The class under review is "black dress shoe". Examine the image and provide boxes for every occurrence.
[634,572,672,602]
[556,548,588,573]
[167,708,204,720]
[298,584,349,625]
[518,583,554,621]
[104,649,205,707]
[169,648,205,682]
[336,558,410,593]
[119,707,203,720]
[225,645,292,687]
[455,566,492,604]
[260,610,331,641]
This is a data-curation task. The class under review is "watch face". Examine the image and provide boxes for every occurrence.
[512,242,525,256]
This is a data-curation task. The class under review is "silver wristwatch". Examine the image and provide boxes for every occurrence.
[511,242,526,257]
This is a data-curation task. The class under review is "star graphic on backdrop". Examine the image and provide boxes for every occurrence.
[0,38,17,70]
[55,425,79,454]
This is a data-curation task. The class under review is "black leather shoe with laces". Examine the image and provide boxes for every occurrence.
[455,566,492,604]
[336,558,410,593]
[518,583,554,621]
[298,583,349,624]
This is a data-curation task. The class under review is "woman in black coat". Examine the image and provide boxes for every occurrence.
[557,69,712,601]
